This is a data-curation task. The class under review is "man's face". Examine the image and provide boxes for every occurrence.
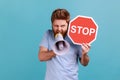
[52,19,68,37]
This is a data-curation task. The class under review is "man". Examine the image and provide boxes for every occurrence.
[38,8,91,80]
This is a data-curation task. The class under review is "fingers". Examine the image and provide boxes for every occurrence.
[81,43,91,54]
[82,43,91,49]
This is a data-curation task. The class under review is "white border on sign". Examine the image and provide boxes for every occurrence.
[67,15,98,45]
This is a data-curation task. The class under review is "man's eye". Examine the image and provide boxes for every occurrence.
[61,25,65,27]
[54,25,58,27]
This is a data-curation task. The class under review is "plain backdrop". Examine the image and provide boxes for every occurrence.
[0,0,120,80]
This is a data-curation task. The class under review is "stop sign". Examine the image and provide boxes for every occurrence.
[68,15,98,45]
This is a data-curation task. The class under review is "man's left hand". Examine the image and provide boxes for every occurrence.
[81,43,91,55]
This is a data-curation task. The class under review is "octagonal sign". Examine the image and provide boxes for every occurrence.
[68,15,98,45]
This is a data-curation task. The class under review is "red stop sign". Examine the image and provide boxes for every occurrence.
[68,15,98,45]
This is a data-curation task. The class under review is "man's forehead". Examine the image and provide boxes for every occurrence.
[53,20,67,24]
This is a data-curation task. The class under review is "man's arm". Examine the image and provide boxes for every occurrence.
[38,46,56,61]
[80,54,89,66]
[79,43,90,66]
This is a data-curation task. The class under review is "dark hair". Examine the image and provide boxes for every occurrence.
[51,8,70,24]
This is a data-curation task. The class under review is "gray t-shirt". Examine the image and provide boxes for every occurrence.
[40,29,82,80]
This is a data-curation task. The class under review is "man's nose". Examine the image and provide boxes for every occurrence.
[57,26,61,32]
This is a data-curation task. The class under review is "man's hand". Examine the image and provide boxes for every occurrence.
[80,43,91,66]
[81,43,91,55]
[38,46,56,61]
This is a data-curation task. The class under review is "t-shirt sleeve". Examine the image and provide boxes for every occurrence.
[39,30,49,48]
[77,45,82,58]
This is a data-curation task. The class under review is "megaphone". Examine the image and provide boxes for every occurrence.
[52,33,70,55]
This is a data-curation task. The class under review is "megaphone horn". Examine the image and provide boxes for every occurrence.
[52,33,70,55]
